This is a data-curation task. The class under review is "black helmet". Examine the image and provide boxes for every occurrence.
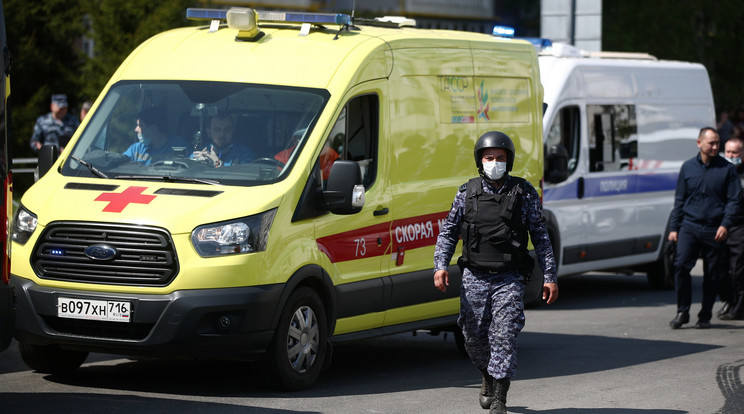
[474,131,515,172]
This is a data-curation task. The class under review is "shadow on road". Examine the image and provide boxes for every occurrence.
[15,271,724,402]
[6,266,737,414]
[516,331,720,380]
[508,407,685,414]
[36,328,719,400]
[531,272,676,311]
[0,392,315,413]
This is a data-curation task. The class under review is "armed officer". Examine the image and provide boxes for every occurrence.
[30,94,79,152]
[434,131,558,414]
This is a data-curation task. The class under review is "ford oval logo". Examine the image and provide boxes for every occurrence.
[84,244,118,261]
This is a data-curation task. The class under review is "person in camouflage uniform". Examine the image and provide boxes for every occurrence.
[434,131,558,414]
[30,94,79,152]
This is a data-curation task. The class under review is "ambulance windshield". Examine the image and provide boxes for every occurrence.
[62,80,328,186]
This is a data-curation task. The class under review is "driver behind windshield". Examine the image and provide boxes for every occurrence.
[123,106,184,165]
[191,113,255,167]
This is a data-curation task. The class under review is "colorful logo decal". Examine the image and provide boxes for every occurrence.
[476,80,490,120]
[95,186,156,213]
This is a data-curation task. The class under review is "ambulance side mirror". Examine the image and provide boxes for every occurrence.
[37,144,60,181]
[545,144,569,184]
[323,160,365,215]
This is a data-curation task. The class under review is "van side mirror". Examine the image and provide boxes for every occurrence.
[322,160,365,214]
[37,144,60,180]
[545,144,569,184]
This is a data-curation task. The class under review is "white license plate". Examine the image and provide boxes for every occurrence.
[57,297,131,323]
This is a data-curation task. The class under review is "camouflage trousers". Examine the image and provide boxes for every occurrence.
[457,268,525,380]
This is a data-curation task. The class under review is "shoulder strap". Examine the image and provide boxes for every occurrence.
[466,177,482,212]
[501,177,525,219]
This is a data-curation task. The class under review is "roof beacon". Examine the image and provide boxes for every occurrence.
[492,25,515,38]
[227,8,260,39]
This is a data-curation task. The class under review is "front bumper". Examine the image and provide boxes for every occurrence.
[11,275,284,360]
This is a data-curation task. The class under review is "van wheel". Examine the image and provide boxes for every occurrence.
[646,239,674,290]
[270,287,328,391]
[18,342,88,374]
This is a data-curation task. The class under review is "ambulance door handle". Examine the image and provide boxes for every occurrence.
[577,177,585,199]
[373,207,389,216]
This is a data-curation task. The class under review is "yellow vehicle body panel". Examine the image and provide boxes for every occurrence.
[10,11,543,384]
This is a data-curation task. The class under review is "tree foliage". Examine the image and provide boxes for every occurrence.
[603,0,744,112]
[5,0,197,158]
[4,0,744,162]
[5,0,86,157]
[79,0,199,102]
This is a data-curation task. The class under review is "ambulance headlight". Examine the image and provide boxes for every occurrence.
[12,205,38,245]
[191,209,276,257]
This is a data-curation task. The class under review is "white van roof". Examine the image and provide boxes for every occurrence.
[538,43,713,106]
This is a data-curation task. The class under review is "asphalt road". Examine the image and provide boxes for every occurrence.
[1,262,743,413]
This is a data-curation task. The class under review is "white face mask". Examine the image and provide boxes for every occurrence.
[137,133,151,146]
[725,156,741,166]
[482,161,507,180]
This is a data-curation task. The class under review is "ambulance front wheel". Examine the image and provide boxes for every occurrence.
[270,286,328,391]
[18,342,88,374]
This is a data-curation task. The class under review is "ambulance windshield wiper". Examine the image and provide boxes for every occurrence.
[71,155,109,179]
[114,174,221,186]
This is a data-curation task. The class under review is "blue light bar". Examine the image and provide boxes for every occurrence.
[187,8,227,21]
[259,11,351,26]
[520,37,552,49]
[492,25,515,38]
[186,8,351,26]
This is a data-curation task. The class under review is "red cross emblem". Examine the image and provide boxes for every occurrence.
[95,186,156,213]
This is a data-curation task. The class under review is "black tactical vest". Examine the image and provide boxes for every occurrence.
[459,176,533,274]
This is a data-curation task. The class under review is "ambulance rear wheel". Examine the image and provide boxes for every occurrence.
[270,286,328,391]
[18,342,88,374]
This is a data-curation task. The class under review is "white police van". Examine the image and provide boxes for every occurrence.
[539,42,716,288]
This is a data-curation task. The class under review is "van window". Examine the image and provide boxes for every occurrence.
[62,81,328,186]
[321,94,378,189]
[587,104,637,172]
[545,105,580,174]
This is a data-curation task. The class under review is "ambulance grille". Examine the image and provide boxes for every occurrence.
[31,221,179,286]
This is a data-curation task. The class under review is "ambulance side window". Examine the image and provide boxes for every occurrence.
[545,105,580,174]
[322,94,378,189]
[588,104,637,172]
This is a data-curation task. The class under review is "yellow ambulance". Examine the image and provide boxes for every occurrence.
[10,8,543,389]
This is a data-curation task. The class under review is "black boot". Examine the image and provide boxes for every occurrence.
[479,369,495,409]
[716,302,732,317]
[489,378,510,414]
[669,312,689,329]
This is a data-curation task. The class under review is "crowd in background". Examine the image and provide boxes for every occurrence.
[717,108,744,149]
